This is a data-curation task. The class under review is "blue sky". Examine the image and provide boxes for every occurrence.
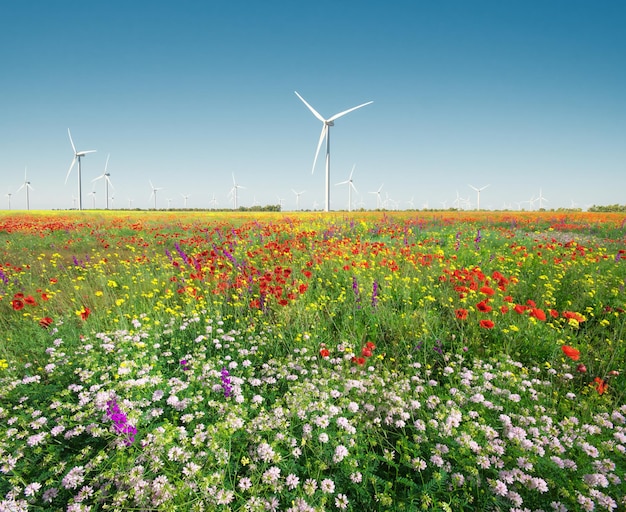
[2,0,625,211]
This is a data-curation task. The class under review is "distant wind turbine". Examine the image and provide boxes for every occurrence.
[536,188,548,210]
[149,180,163,209]
[468,184,489,211]
[88,189,97,209]
[181,193,190,208]
[369,184,384,209]
[17,167,33,210]
[92,154,114,210]
[295,91,373,212]
[209,193,218,209]
[229,174,244,209]
[292,189,305,211]
[65,129,96,211]
[335,164,358,212]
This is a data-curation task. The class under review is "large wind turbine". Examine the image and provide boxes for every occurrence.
[92,154,114,210]
[16,167,34,210]
[65,129,96,211]
[295,91,372,212]
[335,164,358,212]
[6,190,12,210]
[468,184,489,211]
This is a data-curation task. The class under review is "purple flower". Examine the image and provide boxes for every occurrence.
[371,280,379,308]
[221,367,233,398]
[180,359,190,371]
[106,398,136,446]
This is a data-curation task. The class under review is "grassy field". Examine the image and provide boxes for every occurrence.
[1,210,625,511]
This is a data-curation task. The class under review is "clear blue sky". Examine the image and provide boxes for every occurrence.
[2,0,625,211]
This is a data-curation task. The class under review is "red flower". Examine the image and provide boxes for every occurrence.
[320,348,330,358]
[531,308,546,321]
[549,309,559,318]
[576,364,587,373]
[455,308,468,320]
[80,307,91,321]
[594,377,607,395]
[361,347,372,357]
[476,300,492,313]
[479,319,495,329]
[365,341,376,350]
[24,295,37,306]
[11,299,24,311]
[351,356,366,365]
[514,304,527,314]
[500,305,509,314]
[480,285,495,296]
[39,317,53,329]
[561,345,580,361]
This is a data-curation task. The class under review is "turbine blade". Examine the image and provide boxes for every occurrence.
[104,153,110,172]
[328,101,373,122]
[312,125,327,174]
[295,91,325,122]
[350,182,358,194]
[65,158,77,184]
[16,183,25,193]
[106,177,114,190]
[68,128,77,154]
[92,175,104,183]
[349,164,356,179]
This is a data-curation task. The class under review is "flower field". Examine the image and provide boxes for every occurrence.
[1,210,625,511]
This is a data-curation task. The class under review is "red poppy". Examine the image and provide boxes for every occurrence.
[479,319,495,329]
[531,308,546,321]
[561,345,580,361]
[563,311,585,323]
[576,364,587,373]
[80,307,91,321]
[476,300,492,313]
[365,341,376,350]
[24,295,37,306]
[40,293,50,301]
[480,286,495,296]
[351,356,366,365]
[11,299,24,311]
[361,347,372,357]
[500,305,509,314]
[455,308,468,320]
[514,304,527,314]
[594,377,607,395]
[39,317,53,329]
[320,348,330,358]
[549,309,559,318]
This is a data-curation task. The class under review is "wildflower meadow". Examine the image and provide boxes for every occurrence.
[0,210,625,512]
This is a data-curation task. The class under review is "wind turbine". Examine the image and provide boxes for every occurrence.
[16,167,33,210]
[149,180,163,209]
[369,184,384,209]
[468,184,489,211]
[335,164,358,212]
[181,193,190,208]
[92,154,114,210]
[209,193,218,209]
[536,188,548,210]
[88,189,97,209]
[6,190,12,210]
[292,189,305,211]
[65,129,96,211]
[229,174,244,209]
[295,91,373,212]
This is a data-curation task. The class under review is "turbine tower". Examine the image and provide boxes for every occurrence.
[468,184,489,211]
[229,173,244,209]
[335,164,358,212]
[92,154,114,210]
[65,129,96,211]
[17,167,33,210]
[295,91,372,212]
[149,180,163,209]
[292,189,305,211]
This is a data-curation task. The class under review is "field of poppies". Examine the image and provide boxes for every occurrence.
[1,210,625,511]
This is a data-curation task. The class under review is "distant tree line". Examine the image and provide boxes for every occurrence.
[587,204,626,213]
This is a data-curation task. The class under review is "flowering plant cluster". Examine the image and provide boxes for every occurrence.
[0,211,624,510]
